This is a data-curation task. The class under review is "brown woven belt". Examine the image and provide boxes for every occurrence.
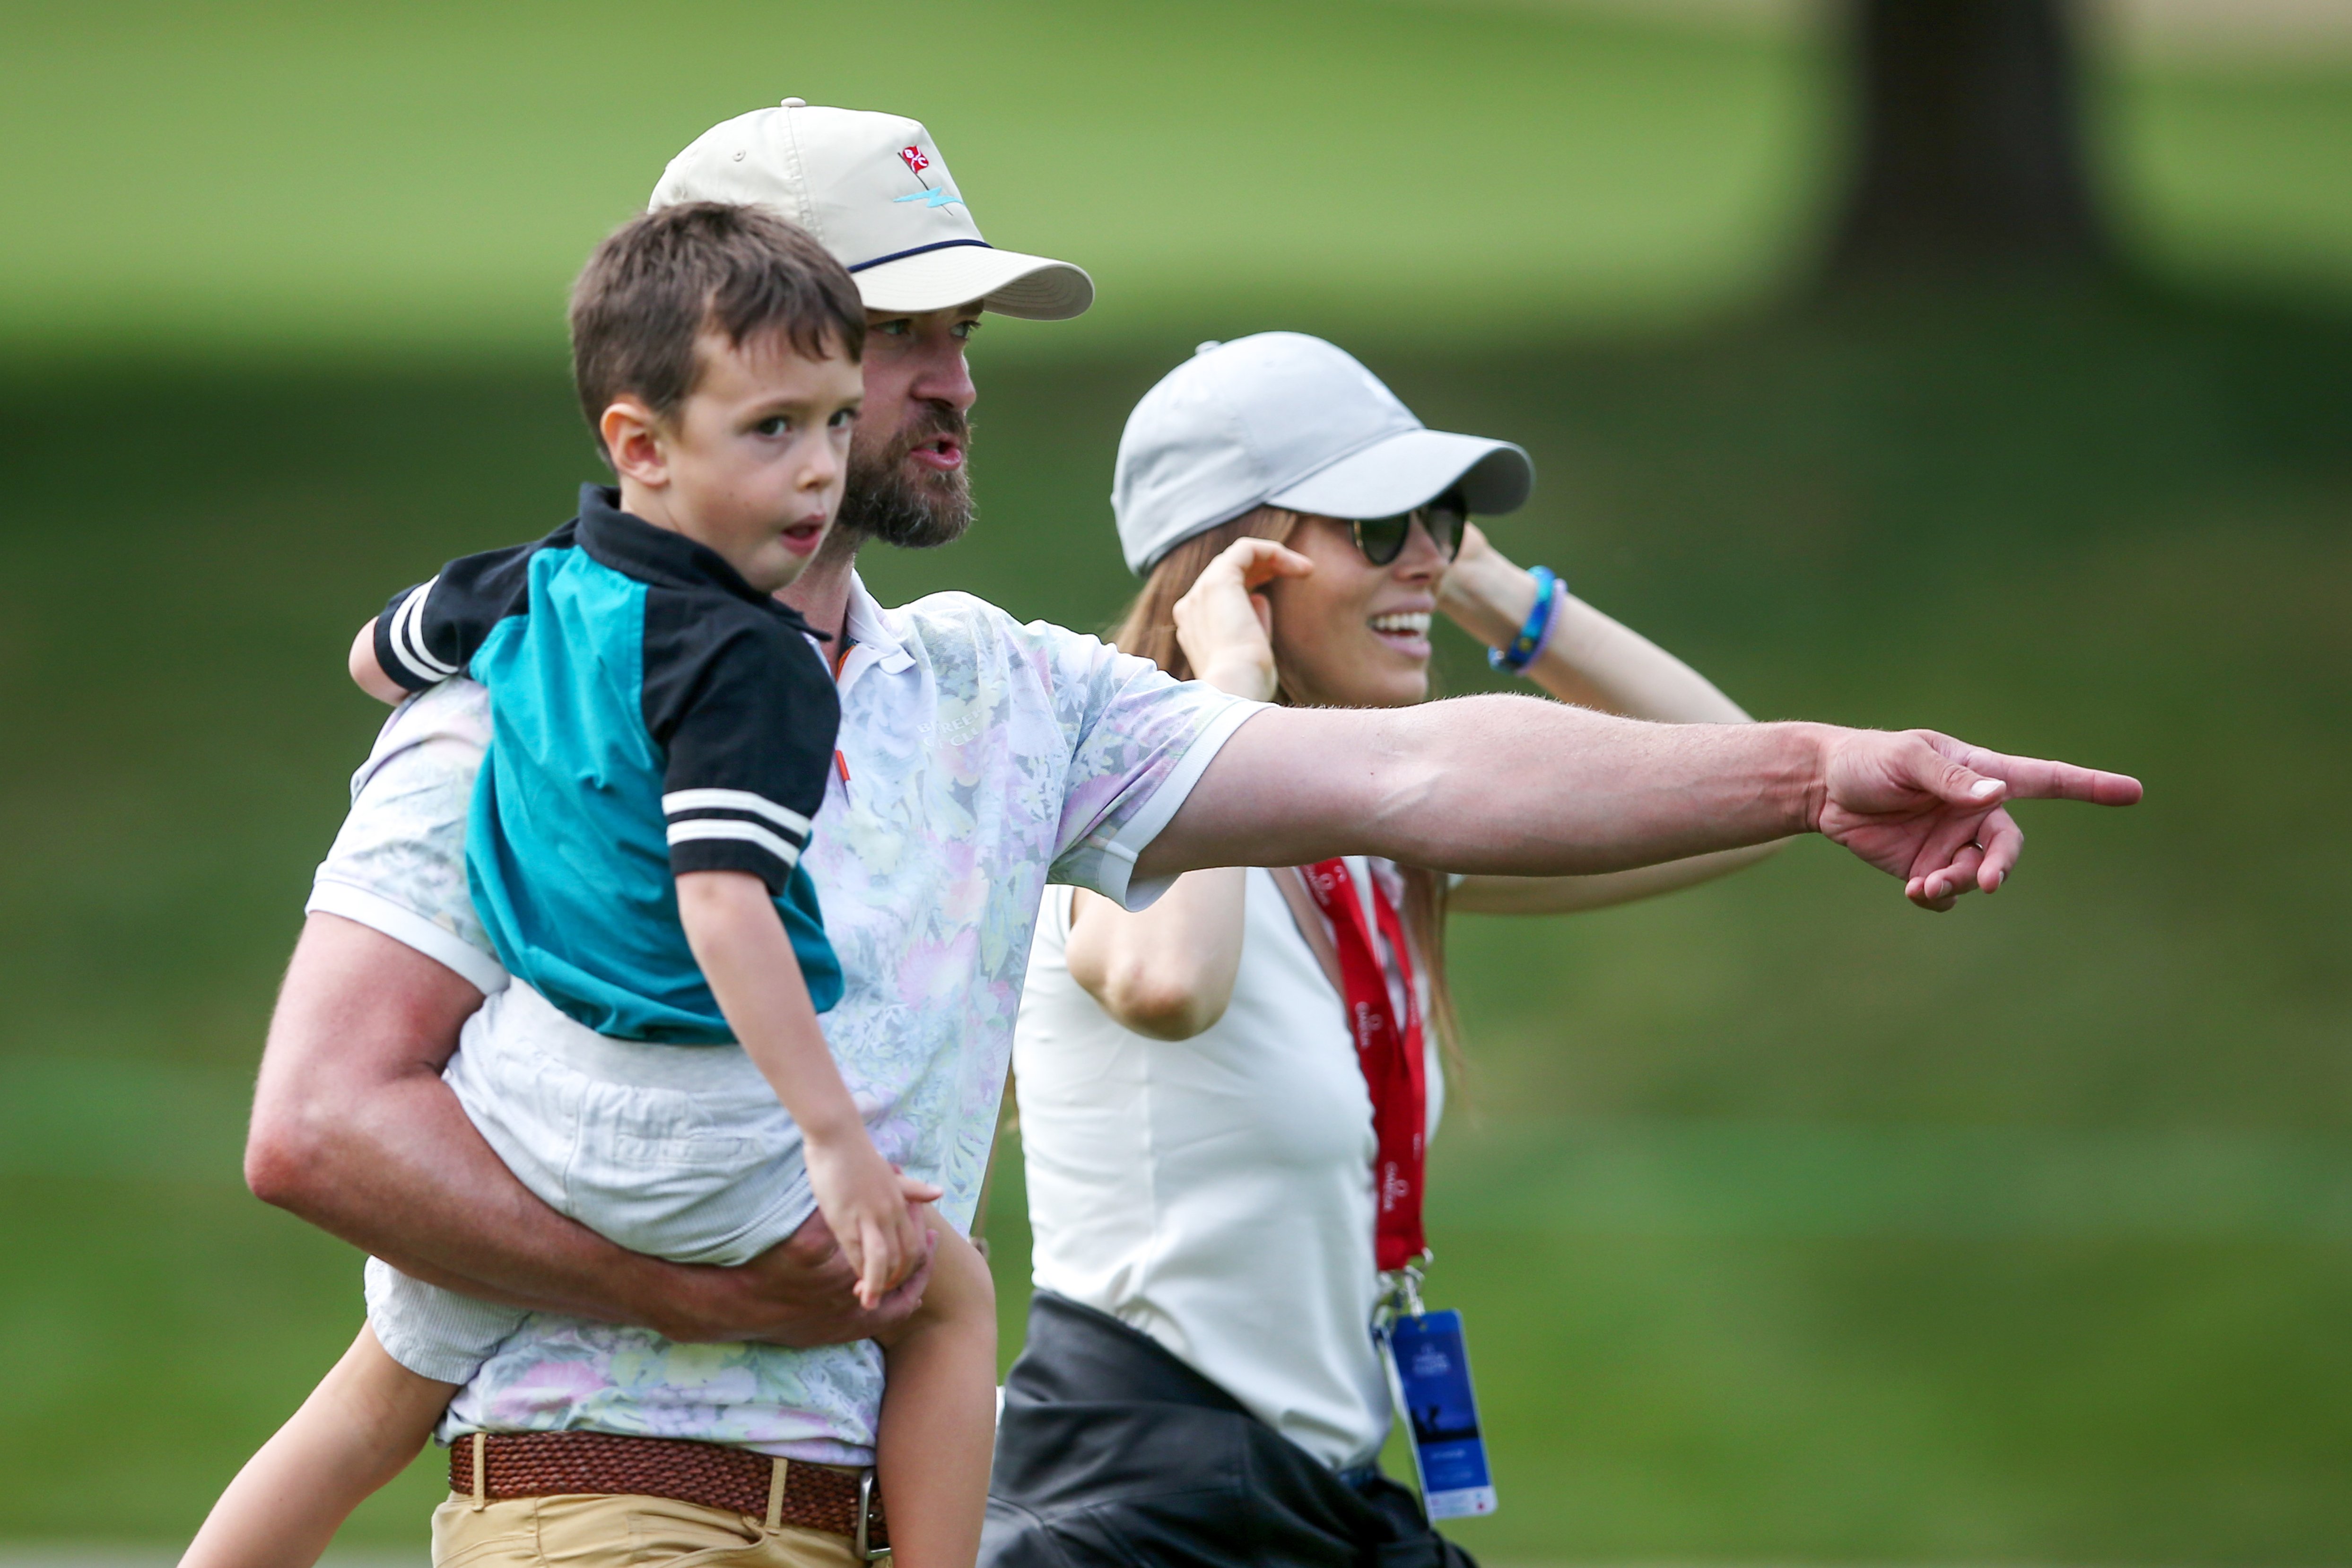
[450,1431,887,1554]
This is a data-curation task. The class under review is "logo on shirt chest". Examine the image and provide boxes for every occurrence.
[923,710,986,746]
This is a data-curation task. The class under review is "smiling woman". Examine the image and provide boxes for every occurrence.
[986,334,1787,1568]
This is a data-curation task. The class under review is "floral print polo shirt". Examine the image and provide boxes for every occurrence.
[307,573,1259,1463]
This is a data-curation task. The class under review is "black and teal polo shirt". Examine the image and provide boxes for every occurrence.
[374,485,844,1042]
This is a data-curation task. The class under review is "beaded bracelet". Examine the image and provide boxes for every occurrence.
[1488,566,1562,674]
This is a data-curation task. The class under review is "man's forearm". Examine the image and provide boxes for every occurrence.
[1142,698,1824,881]
[247,915,687,1328]
[250,915,931,1346]
[262,1028,682,1322]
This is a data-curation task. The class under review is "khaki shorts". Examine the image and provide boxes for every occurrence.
[432,1490,862,1568]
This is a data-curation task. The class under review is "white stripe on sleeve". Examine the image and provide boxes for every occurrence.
[392,576,458,681]
[661,789,813,841]
[666,817,804,870]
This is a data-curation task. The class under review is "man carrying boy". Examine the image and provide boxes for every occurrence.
[246,102,2140,1568]
[191,201,996,1568]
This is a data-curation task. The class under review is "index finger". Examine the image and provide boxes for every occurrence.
[896,1172,943,1203]
[1208,536,1314,592]
[1975,752,2142,807]
[1926,734,2142,807]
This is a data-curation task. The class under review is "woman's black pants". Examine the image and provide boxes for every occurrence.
[982,1291,1481,1568]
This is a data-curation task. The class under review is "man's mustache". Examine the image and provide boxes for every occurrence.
[875,402,970,458]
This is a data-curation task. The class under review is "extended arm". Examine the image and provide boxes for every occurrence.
[1141,702,2138,908]
[1436,526,1785,915]
[1150,700,1817,878]
[1131,539,2139,904]
[246,912,927,1344]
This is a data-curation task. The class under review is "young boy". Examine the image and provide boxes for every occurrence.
[180,204,993,1568]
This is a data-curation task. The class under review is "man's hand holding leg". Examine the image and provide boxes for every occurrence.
[671,1211,934,1347]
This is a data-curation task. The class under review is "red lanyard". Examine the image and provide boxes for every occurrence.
[1303,858,1428,1272]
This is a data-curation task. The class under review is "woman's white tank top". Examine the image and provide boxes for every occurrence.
[1013,859,1443,1469]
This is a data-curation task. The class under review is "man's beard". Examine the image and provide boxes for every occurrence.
[838,403,974,550]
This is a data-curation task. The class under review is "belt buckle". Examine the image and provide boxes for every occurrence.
[855,1468,889,1561]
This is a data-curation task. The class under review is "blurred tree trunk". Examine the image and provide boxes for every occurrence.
[1827,0,2108,275]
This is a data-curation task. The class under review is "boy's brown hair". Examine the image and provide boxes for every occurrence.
[569,202,866,455]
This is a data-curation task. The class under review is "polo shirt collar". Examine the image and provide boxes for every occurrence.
[842,571,914,673]
[575,486,818,635]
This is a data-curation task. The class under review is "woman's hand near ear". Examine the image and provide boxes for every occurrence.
[1069,551,1302,1040]
[1170,537,1311,703]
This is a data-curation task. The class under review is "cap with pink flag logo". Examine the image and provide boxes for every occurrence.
[650,98,1093,322]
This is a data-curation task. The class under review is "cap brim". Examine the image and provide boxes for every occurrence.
[1266,428,1534,519]
[853,245,1094,321]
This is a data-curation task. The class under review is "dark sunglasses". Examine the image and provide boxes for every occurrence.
[1347,492,1467,567]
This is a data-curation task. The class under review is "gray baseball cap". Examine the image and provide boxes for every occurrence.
[1112,333,1534,576]
[651,100,1093,321]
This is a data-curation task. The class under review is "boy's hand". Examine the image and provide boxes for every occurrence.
[803,1135,941,1308]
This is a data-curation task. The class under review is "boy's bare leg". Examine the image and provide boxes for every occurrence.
[182,1325,455,1568]
[872,1211,997,1568]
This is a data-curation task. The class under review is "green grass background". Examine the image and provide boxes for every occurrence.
[8,0,2352,352]
[2,1,2350,1562]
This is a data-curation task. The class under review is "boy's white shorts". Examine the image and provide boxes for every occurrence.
[365,978,818,1385]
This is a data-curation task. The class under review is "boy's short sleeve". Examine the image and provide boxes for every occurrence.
[374,525,570,692]
[640,588,842,894]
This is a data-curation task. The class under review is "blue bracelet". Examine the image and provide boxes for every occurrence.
[1488,566,1561,674]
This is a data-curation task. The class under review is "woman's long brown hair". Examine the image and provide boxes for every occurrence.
[1109,508,1465,1071]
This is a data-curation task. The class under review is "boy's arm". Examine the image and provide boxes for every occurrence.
[646,601,926,1294]
[349,618,407,704]
[676,871,937,1306]
[674,873,862,1140]
[359,530,557,699]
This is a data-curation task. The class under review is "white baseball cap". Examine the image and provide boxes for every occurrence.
[650,99,1093,321]
[1113,333,1534,575]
